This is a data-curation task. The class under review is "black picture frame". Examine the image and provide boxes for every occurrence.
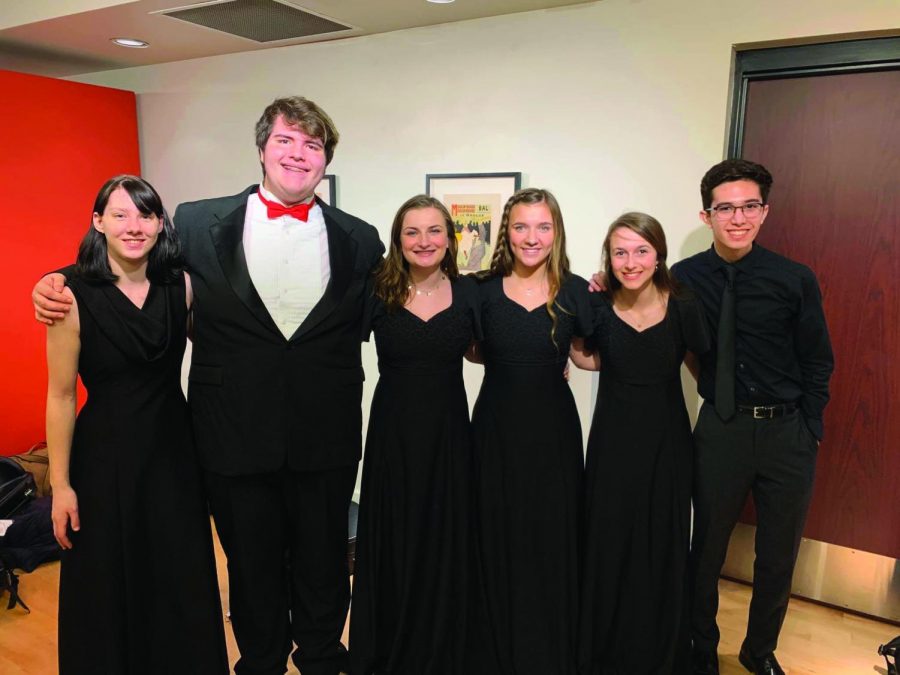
[315,174,337,207]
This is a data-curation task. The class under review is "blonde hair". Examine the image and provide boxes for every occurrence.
[482,188,571,343]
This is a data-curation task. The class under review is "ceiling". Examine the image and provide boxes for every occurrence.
[0,0,588,78]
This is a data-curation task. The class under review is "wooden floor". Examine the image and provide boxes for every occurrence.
[1,524,895,674]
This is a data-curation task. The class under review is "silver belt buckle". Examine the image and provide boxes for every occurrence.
[753,406,770,419]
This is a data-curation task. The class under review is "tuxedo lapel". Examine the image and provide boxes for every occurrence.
[291,203,358,341]
[209,197,281,335]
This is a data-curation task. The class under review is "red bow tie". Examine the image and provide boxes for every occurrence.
[257,191,315,221]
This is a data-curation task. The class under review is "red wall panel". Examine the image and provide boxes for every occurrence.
[0,69,140,455]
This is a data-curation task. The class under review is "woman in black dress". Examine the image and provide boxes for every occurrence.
[469,188,591,675]
[576,213,709,675]
[350,195,480,675]
[46,176,228,675]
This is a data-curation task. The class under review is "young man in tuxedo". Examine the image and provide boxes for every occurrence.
[34,96,384,675]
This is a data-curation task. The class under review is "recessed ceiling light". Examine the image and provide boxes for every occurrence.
[111,38,149,48]
[426,0,456,4]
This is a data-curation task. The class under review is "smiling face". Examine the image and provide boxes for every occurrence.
[507,201,555,272]
[92,186,162,268]
[700,179,769,262]
[399,207,450,274]
[259,114,327,205]
[609,226,658,293]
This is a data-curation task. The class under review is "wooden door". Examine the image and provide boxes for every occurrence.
[738,67,900,559]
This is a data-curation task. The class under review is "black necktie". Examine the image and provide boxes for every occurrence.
[715,265,737,420]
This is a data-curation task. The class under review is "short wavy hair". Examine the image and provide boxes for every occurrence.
[700,158,773,209]
[254,96,340,164]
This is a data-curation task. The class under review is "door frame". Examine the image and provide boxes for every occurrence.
[728,36,900,157]
[720,35,900,624]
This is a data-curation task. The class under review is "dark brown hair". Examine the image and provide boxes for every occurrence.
[700,158,773,209]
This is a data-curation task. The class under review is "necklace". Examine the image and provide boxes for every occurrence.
[516,275,546,296]
[615,291,666,329]
[409,274,445,297]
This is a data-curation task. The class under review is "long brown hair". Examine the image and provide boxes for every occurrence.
[481,188,571,342]
[602,211,680,298]
[374,195,459,312]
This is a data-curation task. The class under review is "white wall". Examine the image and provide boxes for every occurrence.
[0,0,128,30]
[71,0,900,492]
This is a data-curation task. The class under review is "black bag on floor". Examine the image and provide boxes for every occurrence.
[1,497,61,572]
[0,497,61,613]
[0,457,36,518]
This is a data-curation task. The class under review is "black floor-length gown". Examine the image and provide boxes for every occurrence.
[578,292,709,675]
[350,276,481,675]
[469,273,591,675]
[58,276,228,675]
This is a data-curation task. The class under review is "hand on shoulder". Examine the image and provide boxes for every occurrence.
[33,272,72,325]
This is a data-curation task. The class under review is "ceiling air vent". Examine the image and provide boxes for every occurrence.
[160,0,353,43]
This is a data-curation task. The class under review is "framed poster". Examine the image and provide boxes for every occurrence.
[315,174,337,207]
[425,172,522,273]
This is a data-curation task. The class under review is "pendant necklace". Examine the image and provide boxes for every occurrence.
[409,274,445,297]
[519,275,546,296]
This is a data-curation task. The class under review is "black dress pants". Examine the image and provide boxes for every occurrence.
[205,465,357,675]
[689,402,817,658]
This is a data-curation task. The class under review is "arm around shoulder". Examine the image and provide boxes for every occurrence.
[33,265,77,325]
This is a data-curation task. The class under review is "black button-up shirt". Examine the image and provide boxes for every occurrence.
[671,244,834,439]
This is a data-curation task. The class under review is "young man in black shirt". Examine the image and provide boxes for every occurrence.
[673,159,834,675]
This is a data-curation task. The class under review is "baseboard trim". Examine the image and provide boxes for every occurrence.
[721,523,900,624]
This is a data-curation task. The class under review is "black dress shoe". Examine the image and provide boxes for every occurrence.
[739,645,785,675]
[692,649,720,675]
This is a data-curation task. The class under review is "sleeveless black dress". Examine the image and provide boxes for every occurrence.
[350,276,481,675]
[578,292,709,675]
[468,273,591,675]
[58,276,228,675]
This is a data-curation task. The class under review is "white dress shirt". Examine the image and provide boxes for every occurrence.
[243,186,331,339]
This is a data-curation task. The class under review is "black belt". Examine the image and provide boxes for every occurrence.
[736,403,798,419]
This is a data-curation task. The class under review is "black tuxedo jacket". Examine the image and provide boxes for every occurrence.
[173,185,384,476]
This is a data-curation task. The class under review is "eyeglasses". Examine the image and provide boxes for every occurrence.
[706,202,766,221]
